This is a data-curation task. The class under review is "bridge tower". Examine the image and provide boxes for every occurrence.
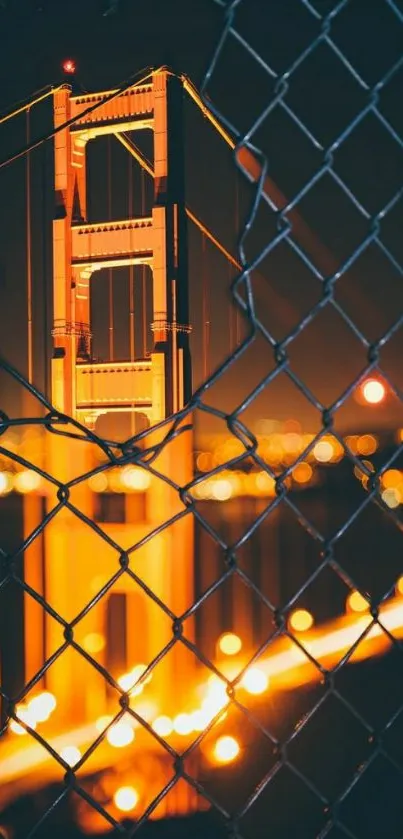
[23,70,194,726]
[51,67,191,423]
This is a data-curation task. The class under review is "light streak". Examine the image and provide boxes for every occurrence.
[1,597,402,801]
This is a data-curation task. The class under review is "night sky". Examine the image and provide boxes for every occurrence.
[0,0,402,437]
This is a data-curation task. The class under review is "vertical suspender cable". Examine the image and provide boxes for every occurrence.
[141,169,147,358]
[235,175,241,347]
[26,107,33,384]
[128,153,135,436]
[107,137,114,361]
[128,155,135,364]
[202,232,210,380]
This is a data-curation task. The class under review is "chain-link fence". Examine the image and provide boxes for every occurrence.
[1,0,403,837]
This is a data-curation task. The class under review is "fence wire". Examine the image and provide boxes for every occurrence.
[1,0,403,837]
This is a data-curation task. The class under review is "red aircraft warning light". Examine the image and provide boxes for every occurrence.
[62,59,76,75]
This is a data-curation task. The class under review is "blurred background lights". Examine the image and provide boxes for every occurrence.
[27,691,56,723]
[114,786,139,812]
[361,379,385,405]
[173,713,193,735]
[9,706,37,735]
[14,469,41,493]
[0,471,13,495]
[152,716,173,737]
[241,666,269,695]
[289,609,314,633]
[313,440,334,463]
[382,487,401,509]
[60,746,81,767]
[347,591,369,613]
[218,632,242,656]
[82,632,106,654]
[106,720,135,748]
[87,472,108,492]
[214,735,240,764]
[120,466,150,491]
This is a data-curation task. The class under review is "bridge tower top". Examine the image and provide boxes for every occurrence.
[51,68,191,426]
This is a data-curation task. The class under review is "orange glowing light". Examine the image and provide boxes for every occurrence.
[397,577,403,596]
[289,609,314,633]
[293,462,313,484]
[114,786,139,812]
[214,735,240,764]
[347,591,369,614]
[356,434,377,456]
[361,379,385,405]
[241,666,269,695]
[218,632,242,656]
[14,470,41,493]
[62,59,76,75]
[381,469,401,489]
[82,632,105,654]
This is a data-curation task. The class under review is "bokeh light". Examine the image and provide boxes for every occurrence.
[114,786,139,812]
[289,609,314,632]
[346,591,369,613]
[60,746,81,767]
[214,735,240,764]
[241,667,269,695]
[218,632,242,656]
[361,379,385,405]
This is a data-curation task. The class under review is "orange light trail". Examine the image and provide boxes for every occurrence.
[1,596,402,801]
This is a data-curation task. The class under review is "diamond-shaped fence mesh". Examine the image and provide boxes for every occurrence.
[1,1,403,837]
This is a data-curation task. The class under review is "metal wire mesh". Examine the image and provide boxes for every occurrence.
[1,0,403,836]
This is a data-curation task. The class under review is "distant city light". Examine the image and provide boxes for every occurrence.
[381,469,402,489]
[289,609,314,633]
[313,440,334,463]
[0,471,13,495]
[60,745,81,767]
[293,462,313,484]
[218,632,242,656]
[62,59,76,75]
[120,466,150,491]
[214,735,240,764]
[356,434,378,456]
[152,715,173,737]
[9,706,37,735]
[14,470,41,493]
[87,473,108,492]
[211,478,233,501]
[173,713,193,735]
[82,632,105,654]
[27,691,56,723]
[346,591,369,614]
[106,719,135,748]
[241,666,269,695]
[361,379,385,405]
[114,786,139,812]
[396,576,403,596]
[382,487,401,509]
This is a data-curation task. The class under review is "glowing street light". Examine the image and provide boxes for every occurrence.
[114,786,139,812]
[218,632,242,656]
[214,735,240,764]
[361,379,386,405]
